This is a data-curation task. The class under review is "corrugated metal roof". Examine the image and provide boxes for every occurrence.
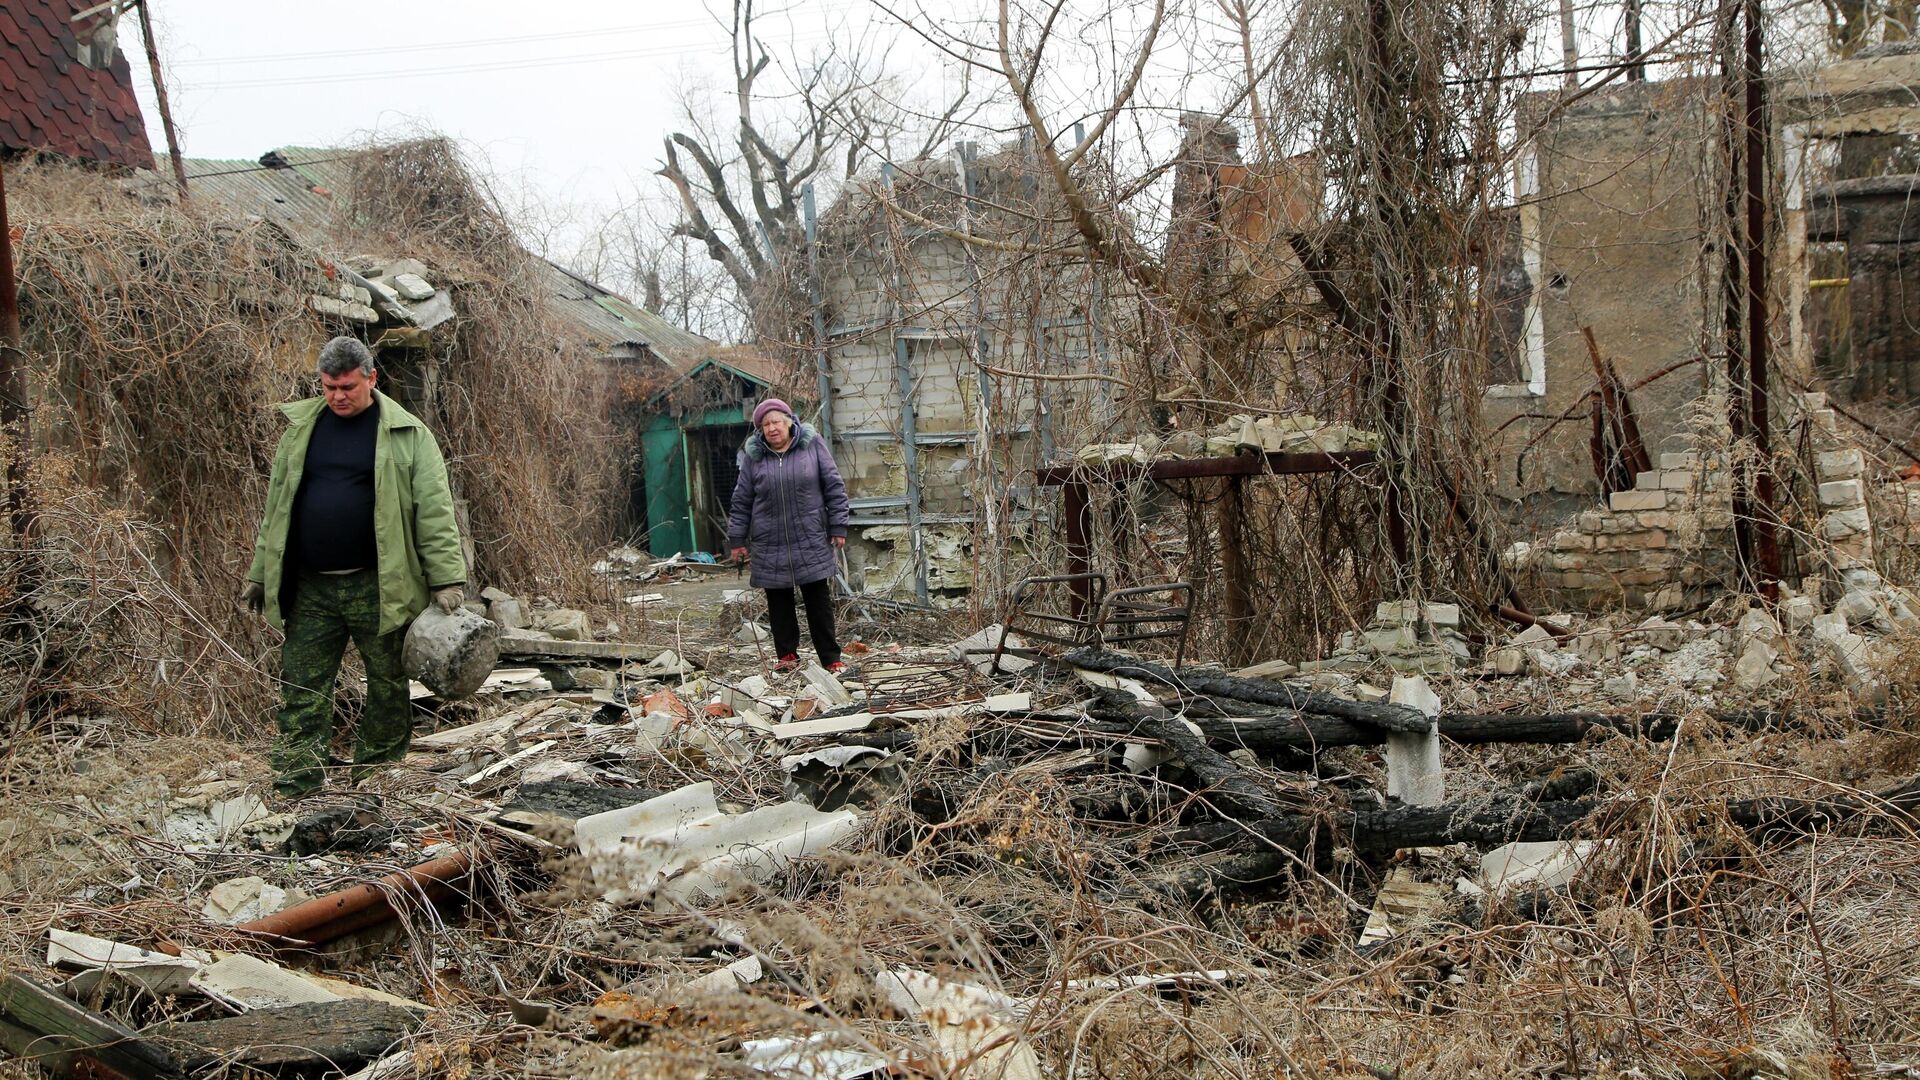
[130,144,724,367]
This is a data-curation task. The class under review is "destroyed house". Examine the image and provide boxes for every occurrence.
[808,140,1131,600]
[127,145,734,536]
[0,0,154,169]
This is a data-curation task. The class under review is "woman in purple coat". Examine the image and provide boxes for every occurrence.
[727,399,851,673]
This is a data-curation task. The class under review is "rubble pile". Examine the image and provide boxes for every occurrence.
[5,548,1920,1077]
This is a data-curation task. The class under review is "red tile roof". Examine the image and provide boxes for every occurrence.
[0,1,153,169]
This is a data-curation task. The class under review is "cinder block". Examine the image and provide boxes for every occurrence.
[1822,506,1873,540]
[1660,471,1697,491]
[1659,451,1702,471]
[1609,489,1667,512]
[1635,470,1663,490]
[1815,448,1864,480]
[1818,478,1866,508]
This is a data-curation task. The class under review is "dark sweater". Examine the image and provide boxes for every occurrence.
[292,400,379,572]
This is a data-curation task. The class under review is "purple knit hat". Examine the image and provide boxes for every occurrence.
[751,398,794,427]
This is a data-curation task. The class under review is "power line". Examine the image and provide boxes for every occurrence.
[170,3,860,68]
[195,32,837,91]
[174,18,707,67]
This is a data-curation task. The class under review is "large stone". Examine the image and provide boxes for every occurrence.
[480,586,527,630]
[1490,623,1555,675]
[403,605,501,700]
[1818,478,1867,508]
[1815,448,1864,479]
[1733,639,1780,690]
[1812,613,1877,691]
[1780,594,1819,634]
[1631,616,1691,652]
[537,608,591,641]
[1822,506,1873,540]
[1734,607,1782,650]
[390,272,435,301]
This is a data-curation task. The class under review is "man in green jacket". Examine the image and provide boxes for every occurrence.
[245,336,467,798]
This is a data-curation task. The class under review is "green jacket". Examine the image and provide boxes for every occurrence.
[247,389,467,635]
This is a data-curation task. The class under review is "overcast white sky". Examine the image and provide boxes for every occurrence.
[125,0,894,259]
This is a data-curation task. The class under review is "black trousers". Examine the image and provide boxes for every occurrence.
[766,578,840,664]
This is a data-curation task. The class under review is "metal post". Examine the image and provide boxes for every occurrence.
[881,164,928,602]
[1742,0,1779,597]
[0,162,30,547]
[135,0,189,201]
[1063,479,1093,619]
[803,183,832,442]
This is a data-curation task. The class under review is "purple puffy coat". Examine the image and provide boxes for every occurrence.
[726,422,850,589]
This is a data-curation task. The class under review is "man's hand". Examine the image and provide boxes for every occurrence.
[730,546,749,564]
[242,580,265,614]
[433,585,465,613]
[830,535,847,549]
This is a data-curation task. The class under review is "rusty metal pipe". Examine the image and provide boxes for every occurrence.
[233,848,476,943]
[1493,604,1574,644]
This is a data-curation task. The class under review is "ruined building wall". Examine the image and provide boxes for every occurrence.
[814,146,1128,600]
[1484,81,1720,502]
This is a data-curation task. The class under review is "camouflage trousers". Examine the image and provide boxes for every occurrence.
[270,568,411,797]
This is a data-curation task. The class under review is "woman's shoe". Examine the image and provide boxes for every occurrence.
[774,653,801,673]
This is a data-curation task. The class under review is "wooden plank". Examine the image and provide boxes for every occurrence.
[0,974,182,1078]
[145,999,421,1073]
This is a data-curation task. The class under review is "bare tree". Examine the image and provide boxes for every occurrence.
[656,0,986,339]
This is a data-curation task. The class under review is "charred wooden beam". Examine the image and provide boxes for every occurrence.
[1088,688,1284,819]
[1062,649,1432,733]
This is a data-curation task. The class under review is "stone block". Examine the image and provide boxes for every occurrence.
[1815,448,1864,479]
[1578,511,1607,535]
[1632,616,1691,652]
[1635,470,1663,490]
[1424,603,1462,627]
[1822,506,1873,541]
[1735,607,1782,649]
[1819,479,1867,508]
[1374,600,1423,625]
[1659,452,1701,471]
[1830,534,1875,568]
[537,608,591,641]
[1780,594,1817,633]
[1609,489,1667,512]
[1636,511,1678,529]
[1550,529,1594,551]
[1660,471,1698,491]
[1734,639,1780,690]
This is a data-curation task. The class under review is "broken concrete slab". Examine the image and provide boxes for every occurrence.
[687,955,765,995]
[951,624,1034,674]
[1490,624,1555,676]
[877,967,1041,1080]
[189,953,340,1011]
[1475,840,1602,894]
[496,630,660,661]
[800,664,853,706]
[202,877,310,927]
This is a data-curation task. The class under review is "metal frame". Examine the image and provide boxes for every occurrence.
[1097,582,1195,668]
